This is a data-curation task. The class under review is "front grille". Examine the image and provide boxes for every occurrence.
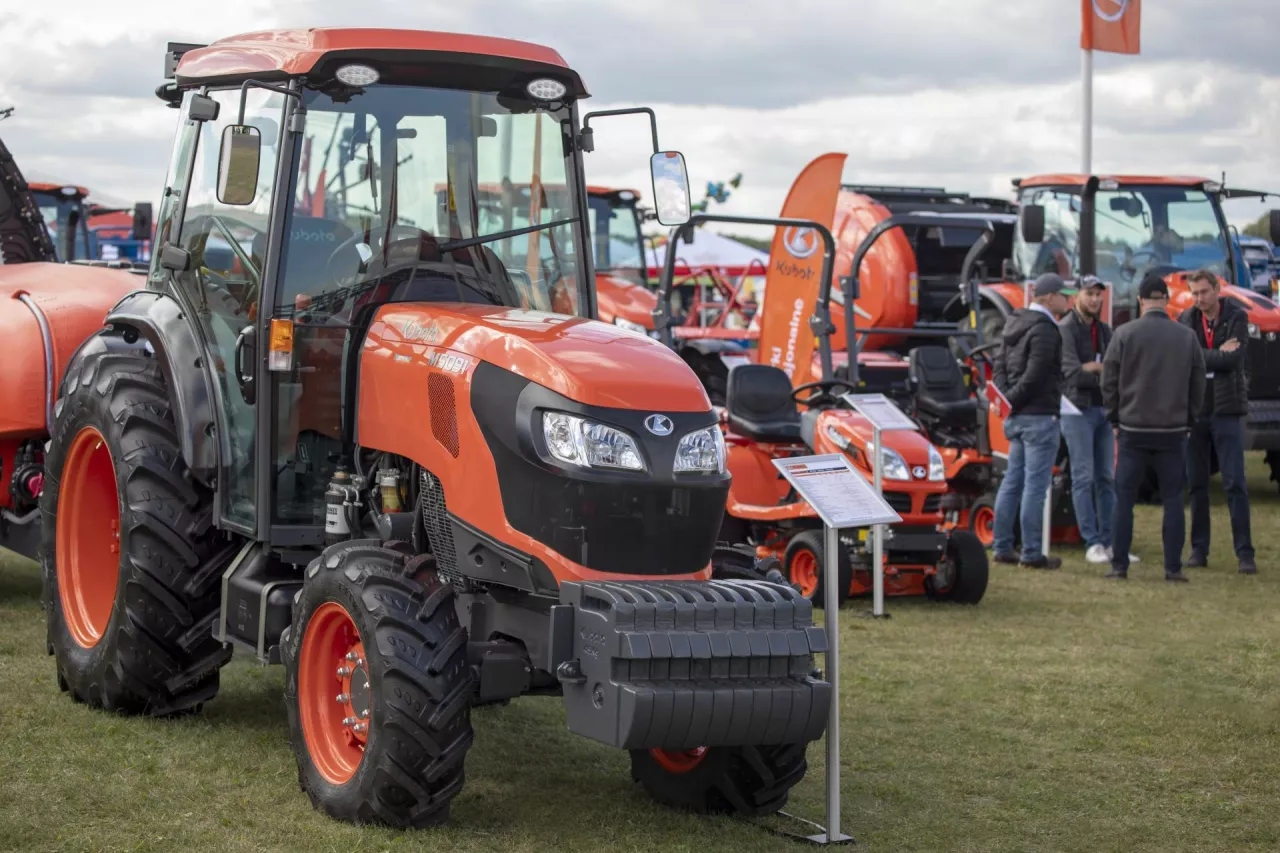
[922,494,942,514]
[884,491,912,513]
[419,469,461,585]
[1246,335,1280,399]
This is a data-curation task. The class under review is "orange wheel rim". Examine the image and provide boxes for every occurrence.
[56,426,121,649]
[790,548,820,598]
[650,747,707,774]
[299,602,370,785]
[973,506,995,546]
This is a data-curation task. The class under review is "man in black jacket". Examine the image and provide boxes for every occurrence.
[1058,276,1125,565]
[1103,274,1206,581]
[991,272,1072,569]
[1179,269,1256,574]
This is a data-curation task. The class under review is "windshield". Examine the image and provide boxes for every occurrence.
[1013,184,1231,285]
[276,83,583,317]
[587,193,646,285]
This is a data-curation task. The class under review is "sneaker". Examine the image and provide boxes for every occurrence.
[992,552,1019,565]
[1020,556,1063,570]
[1185,551,1208,568]
[1238,557,1257,575]
[1104,567,1128,579]
[1086,544,1110,564]
[1104,546,1140,563]
[1165,570,1190,583]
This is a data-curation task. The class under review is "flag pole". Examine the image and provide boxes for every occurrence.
[1082,47,1093,173]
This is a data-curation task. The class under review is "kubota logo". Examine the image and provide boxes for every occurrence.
[1092,0,1129,22]
[782,227,818,259]
[644,414,673,436]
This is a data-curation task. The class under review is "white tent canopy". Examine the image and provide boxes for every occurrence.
[647,228,769,275]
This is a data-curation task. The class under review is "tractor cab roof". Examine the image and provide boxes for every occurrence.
[171,27,588,96]
[1014,174,1214,189]
[28,182,91,200]
[587,186,643,201]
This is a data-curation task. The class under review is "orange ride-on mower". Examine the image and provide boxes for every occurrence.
[35,31,831,829]
[656,214,989,606]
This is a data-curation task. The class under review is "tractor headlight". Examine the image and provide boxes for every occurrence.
[927,445,946,481]
[865,442,911,481]
[542,412,645,471]
[1248,322,1261,339]
[674,426,727,474]
[613,316,649,336]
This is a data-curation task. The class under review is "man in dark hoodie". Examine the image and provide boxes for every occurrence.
[1179,269,1256,574]
[991,272,1073,569]
[1103,274,1205,581]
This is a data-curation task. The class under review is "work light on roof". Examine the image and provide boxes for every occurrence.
[335,63,379,87]
[526,78,567,101]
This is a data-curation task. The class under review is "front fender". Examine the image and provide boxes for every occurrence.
[102,290,218,484]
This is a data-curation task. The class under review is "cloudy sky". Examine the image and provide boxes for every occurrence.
[2,0,1277,233]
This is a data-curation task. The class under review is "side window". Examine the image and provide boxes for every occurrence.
[148,92,200,289]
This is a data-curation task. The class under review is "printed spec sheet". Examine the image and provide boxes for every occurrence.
[773,454,902,530]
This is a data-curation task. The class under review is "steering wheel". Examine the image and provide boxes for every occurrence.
[791,378,857,409]
[324,224,430,285]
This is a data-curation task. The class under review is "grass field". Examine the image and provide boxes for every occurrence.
[2,456,1278,853]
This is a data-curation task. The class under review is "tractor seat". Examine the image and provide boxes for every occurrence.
[909,345,979,424]
[725,364,802,444]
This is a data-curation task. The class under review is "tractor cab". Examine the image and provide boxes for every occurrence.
[29,183,92,262]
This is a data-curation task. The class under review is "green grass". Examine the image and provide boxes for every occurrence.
[2,457,1278,853]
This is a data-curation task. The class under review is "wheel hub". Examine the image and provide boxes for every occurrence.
[336,644,371,743]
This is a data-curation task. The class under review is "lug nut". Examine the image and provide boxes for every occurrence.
[335,693,349,704]
[356,658,365,668]
[345,652,358,661]
[336,666,351,678]
[360,709,370,719]
[353,723,367,733]
[342,716,356,726]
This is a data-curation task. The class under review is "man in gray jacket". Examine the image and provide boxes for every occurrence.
[1102,274,1206,581]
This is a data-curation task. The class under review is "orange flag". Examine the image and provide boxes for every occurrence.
[756,153,847,382]
[1081,0,1141,54]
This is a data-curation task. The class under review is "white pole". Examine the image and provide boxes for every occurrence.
[823,522,842,841]
[1082,48,1093,174]
[1042,478,1053,558]
[872,425,884,616]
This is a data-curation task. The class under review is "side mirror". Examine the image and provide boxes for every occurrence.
[1270,209,1280,246]
[650,151,691,227]
[131,202,153,242]
[217,125,261,206]
[1020,204,1045,244]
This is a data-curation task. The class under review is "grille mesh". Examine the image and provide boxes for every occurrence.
[428,373,460,457]
[420,469,461,585]
[884,491,912,513]
[922,494,942,514]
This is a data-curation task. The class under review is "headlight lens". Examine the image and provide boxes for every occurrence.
[674,425,727,474]
[613,317,650,336]
[542,412,645,471]
[927,444,946,481]
[865,442,911,481]
[1248,322,1261,339]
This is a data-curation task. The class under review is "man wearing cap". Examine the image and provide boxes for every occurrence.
[991,272,1072,569]
[1058,276,1133,565]
[1179,269,1256,574]
[1102,274,1205,581]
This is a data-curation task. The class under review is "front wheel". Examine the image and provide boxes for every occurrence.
[630,744,809,816]
[783,530,851,606]
[283,540,475,828]
[926,530,989,604]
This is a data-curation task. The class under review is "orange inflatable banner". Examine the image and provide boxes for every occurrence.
[1081,0,1141,54]
[757,152,847,382]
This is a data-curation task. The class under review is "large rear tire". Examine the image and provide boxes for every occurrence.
[283,540,475,828]
[631,744,809,816]
[41,346,234,715]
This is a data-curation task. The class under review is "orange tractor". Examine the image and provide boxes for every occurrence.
[5,30,833,828]
[655,213,989,606]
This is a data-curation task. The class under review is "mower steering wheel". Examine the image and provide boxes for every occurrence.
[791,378,857,409]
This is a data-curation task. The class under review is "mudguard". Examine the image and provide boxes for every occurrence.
[102,290,218,484]
[551,579,830,750]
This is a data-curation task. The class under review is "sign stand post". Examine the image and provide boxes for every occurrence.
[771,454,901,846]
[872,424,885,616]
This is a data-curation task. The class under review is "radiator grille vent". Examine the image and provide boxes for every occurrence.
[420,469,460,585]
[427,373,460,457]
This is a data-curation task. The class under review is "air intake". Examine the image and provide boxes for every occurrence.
[427,373,460,457]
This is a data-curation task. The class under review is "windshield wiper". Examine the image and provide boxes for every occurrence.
[436,217,576,254]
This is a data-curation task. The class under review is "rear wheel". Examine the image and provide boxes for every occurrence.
[926,529,989,604]
[631,744,808,816]
[41,346,234,715]
[783,530,851,606]
[283,540,475,828]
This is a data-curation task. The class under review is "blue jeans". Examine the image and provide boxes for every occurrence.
[1187,416,1254,559]
[1059,406,1116,549]
[993,414,1060,561]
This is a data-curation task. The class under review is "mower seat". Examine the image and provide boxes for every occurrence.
[725,364,802,443]
[909,345,979,424]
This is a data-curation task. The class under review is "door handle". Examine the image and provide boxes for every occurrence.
[234,324,257,405]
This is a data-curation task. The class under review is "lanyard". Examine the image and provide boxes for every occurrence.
[1089,320,1099,356]
[1201,313,1215,349]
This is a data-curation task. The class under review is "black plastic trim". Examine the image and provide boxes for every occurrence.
[449,513,559,595]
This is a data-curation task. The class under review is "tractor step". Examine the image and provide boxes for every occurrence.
[550,579,830,751]
[216,543,301,664]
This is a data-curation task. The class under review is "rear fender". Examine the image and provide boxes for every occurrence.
[99,290,218,484]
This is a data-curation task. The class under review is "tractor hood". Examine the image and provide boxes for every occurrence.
[368,303,712,412]
[0,135,57,265]
[594,273,657,330]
